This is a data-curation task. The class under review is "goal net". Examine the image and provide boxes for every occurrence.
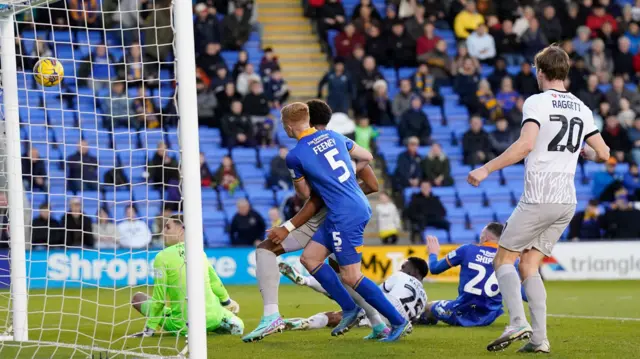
[0,0,207,357]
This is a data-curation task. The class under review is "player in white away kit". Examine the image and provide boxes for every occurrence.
[467,46,610,353]
[279,258,428,330]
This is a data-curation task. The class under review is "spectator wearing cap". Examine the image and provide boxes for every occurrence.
[586,4,618,38]
[194,3,221,53]
[367,79,394,126]
[399,95,431,146]
[210,65,231,95]
[521,18,548,62]
[62,197,95,248]
[405,5,427,41]
[626,22,640,55]
[387,21,416,68]
[221,100,255,148]
[416,22,441,63]
[318,59,354,114]
[197,78,218,128]
[317,0,346,42]
[393,136,422,192]
[627,118,640,164]
[568,199,602,240]
[462,115,493,166]
[540,5,563,44]
[573,26,593,58]
[236,63,261,96]
[198,42,227,79]
[466,23,496,65]
[334,23,365,58]
[392,79,413,119]
[259,47,281,80]
[586,39,614,84]
[602,115,631,163]
[600,188,640,239]
[221,6,251,50]
[365,24,388,66]
[492,19,521,66]
[264,69,289,107]
[453,0,484,40]
[117,204,152,249]
[578,74,606,113]
[606,76,640,114]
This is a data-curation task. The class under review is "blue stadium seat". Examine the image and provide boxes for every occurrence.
[403,187,420,205]
[140,130,165,150]
[444,204,467,226]
[276,190,294,205]
[465,203,494,227]
[432,187,456,206]
[451,229,477,244]
[201,188,219,207]
[97,149,117,167]
[259,147,279,168]
[231,148,257,165]
[200,127,222,146]
[423,228,449,242]
[456,183,484,204]
[205,227,229,247]
[114,131,139,150]
[219,189,247,208]
[485,186,512,204]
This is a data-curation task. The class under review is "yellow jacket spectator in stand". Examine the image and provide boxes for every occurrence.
[453,2,485,39]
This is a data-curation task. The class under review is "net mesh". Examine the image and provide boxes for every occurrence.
[0,0,190,357]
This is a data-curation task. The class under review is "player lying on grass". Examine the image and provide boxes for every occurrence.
[130,214,243,337]
[279,257,428,331]
[418,223,509,327]
[243,100,388,342]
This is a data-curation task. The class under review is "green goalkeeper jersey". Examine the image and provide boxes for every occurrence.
[145,242,230,331]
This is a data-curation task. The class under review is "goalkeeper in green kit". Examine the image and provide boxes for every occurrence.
[130,214,244,337]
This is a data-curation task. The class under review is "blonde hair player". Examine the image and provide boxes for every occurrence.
[467,45,610,353]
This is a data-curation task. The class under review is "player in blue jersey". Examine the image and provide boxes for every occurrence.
[280,102,411,341]
[419,223,506,327]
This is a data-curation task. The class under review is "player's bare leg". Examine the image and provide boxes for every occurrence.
[487,247,532,352]
[300,241,363,337]
[242,239,286,342]
[131,292,150,315]
[518,248,551,353]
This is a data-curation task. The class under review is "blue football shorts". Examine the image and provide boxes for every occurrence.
[430,300,502,327]
[311,218,368,266]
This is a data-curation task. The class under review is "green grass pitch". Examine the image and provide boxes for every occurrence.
[1,281,639,358]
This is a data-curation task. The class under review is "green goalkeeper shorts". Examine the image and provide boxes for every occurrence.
[140,300,236,335]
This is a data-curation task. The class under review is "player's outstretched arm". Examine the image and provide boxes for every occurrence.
[582,133,610,163]
[426,235,462,275]
[468,122,539,186]
[357,164,379,195]
[207,261,239,313]
[266,193,324,244]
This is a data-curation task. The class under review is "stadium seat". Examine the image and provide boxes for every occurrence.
[403,187,420,206]
[456,183,485,205]
[450,229,478,244]
[276,190,294,206]
[231,148,258,165]
[205,227,229,247]
[259,147,279,168]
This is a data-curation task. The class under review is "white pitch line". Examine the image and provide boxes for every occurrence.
[549,314,640,322]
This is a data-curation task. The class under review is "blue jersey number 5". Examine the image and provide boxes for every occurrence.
[324,148,350,183]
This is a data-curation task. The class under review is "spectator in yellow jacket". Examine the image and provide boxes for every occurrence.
[454,1,484,40]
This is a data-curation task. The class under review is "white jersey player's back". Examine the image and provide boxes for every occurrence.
[521,89,599,204]
[380,272,427,321]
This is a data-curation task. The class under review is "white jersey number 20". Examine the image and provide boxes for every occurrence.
[463,262,500,297]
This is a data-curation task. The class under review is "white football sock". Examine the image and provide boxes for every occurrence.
[307,313,329,329]
[496,265,529,328]
[256,248,280,316]
[523,273,547,344]
[304,275,329,296]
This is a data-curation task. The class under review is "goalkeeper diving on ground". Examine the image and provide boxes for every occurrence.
[130,214,243,337]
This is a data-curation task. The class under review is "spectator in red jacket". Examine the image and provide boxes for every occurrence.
[586,5,618,37]
[416,22,441,63]
[334,23,365,58]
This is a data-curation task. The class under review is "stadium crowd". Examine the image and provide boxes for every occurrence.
[6,0,640,248]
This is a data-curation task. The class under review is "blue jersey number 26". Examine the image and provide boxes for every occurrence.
[463,263,500,297]
[324,148,350,183]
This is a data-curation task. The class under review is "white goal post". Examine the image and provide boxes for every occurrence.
[0,0,208,356]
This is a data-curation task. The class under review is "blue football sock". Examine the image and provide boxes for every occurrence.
[354,276,405,326]
[311,264,356,311]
